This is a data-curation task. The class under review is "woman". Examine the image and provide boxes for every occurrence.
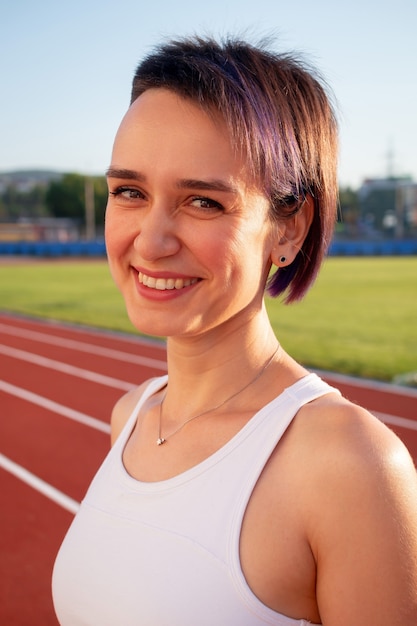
[52,36,417,625]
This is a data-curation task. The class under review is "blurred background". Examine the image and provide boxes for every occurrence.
[0,0,416,246]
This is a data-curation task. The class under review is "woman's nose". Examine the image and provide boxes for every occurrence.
[133,206,181,261]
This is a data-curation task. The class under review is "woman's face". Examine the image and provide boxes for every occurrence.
[105,88,276,339]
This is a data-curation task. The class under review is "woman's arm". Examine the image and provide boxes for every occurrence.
[311,404,417,625]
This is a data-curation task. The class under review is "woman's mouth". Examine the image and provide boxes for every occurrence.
[138,271,199,291]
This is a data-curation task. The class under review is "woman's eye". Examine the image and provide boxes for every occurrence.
[190,197,224,212]
[109,187,144,200]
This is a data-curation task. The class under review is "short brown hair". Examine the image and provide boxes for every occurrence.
[131,35,339,302]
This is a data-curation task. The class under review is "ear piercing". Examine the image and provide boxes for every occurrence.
[279,255,286,264]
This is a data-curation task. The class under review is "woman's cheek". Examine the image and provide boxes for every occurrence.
[105,211,132,257]
[105,221,127,286]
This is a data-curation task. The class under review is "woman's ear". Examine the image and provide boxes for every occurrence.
[271,195,314,266]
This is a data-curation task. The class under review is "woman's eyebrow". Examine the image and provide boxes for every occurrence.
[176,178,238,194]
[105,167,146,181]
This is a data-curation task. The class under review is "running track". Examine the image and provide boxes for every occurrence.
[0,312,416,625]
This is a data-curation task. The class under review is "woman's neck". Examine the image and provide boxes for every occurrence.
[163,309,280,414]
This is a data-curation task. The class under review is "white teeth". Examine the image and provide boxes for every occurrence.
[146,276,157,288]
[155,278,167,290]
[139,272,197,291]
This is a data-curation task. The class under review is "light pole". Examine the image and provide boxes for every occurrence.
[84,177,95,240]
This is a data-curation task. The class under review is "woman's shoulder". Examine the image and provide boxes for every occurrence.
[293,392,417,535]
[298,391,414,477]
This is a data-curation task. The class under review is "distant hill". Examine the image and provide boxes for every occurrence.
[0,170,63,193]
[0,169,63,183]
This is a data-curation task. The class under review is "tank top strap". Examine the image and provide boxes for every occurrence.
[285,372,341,408]
[248,372,341,464]
[235,373,341,461]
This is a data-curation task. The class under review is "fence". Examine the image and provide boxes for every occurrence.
[0,239,417,258]
[0,240,106,257]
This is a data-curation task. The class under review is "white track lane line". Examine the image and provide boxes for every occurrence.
[0,343,135,390]
[0,452,80,514]
[0,322,167,369]
[374,412,417,432]
[0,380,111,434]
[314,368,417,399]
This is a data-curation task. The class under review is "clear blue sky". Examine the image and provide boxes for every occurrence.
[1,0,416,189]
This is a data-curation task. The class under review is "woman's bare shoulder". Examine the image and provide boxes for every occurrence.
[324,391,409,449]
[299,392,416,486]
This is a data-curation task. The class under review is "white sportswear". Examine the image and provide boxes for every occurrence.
[53,373,339,625]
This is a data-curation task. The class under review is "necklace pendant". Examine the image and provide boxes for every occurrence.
[157,437,166,446]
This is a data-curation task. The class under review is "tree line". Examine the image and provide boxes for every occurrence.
[0,173,108,228]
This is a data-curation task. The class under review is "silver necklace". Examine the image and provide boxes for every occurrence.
[156,344,280,446]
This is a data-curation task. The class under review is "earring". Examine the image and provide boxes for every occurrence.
[279,255,287,264]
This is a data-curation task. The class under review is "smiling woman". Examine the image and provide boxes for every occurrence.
[52,35,417,626]
[104,88,275,335]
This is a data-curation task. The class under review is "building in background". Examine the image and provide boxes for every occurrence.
[358,176,417,239]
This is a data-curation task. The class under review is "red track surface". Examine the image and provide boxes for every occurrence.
[0,312,416,624]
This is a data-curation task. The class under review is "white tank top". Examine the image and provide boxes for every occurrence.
[53,373,338,625]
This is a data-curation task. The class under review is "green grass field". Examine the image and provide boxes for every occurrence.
[0,257,416,382]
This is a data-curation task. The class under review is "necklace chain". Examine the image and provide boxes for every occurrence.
[156,344,280,446]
